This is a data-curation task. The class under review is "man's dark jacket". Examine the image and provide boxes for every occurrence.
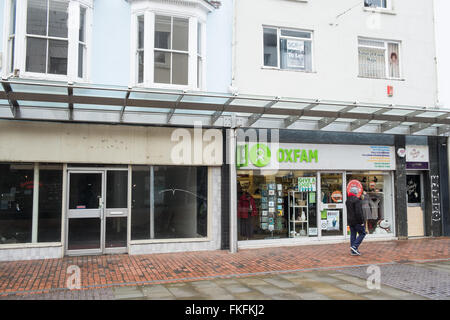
[346,194,365,226]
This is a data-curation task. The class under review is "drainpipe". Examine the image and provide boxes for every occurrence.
[228,128,238,253]
[231,0,237,89]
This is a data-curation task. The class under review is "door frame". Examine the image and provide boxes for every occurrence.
[317,171,347,240]
[65,167,129,256]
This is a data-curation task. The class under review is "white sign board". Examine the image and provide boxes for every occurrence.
[287,39,305,68]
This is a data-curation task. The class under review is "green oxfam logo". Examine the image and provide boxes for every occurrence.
[249,144,271,167]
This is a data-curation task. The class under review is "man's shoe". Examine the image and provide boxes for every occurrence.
[350,251,358,256]
[350,246,361,256]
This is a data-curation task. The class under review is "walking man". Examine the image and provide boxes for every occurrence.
[346,186,366,256]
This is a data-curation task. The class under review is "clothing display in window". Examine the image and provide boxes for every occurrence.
[238,192,258,219]
[361,196,371,220]
[238,192,258,239]
[368,193,384,220]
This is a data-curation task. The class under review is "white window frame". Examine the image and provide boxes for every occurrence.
[129,0,211,91]
[5,0,17,74]
[358,37,402,80]
[197,21,206,90]
[363,0,390,9]
[136,14,145,84]
[77,5,88,81]
[262,25,314,73]
[363,0,395,14]
[153,15,190,86]
[2,0,93,82]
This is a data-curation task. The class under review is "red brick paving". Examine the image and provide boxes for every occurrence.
[0,237,449,296]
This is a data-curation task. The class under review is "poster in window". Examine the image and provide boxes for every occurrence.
[326,210,340,231]
[406,175,421,204]
[287,39,305,68]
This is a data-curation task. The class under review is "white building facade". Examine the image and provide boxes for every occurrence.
[233,0,438,107]
[231,0,450,251]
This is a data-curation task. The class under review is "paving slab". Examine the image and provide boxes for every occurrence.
[222,284,252,294]
[142,284,174,299]
[165,284,200,298]
[251,284,287,296]
[336,283,372,294]
[261,276,298,289]
[112,286,145,299]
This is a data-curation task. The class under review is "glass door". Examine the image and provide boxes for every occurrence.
[406,173,425,237]
[66,169,129,255]
[67,171,104,254]
[318,172,346,238]
[104,170,128,253]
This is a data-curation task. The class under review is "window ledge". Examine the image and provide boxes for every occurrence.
[363,7,396,15]
[14,74,91,85]
[130,237,211,245]
[134,83,203,92]
[358,75,405,81]
[18,72,68,82]
[261,67,317,74]
[0,242,62,250]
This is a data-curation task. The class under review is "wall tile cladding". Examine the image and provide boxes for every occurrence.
[0,246,63,262]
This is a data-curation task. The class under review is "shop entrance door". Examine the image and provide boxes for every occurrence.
[407,173,425,237]
[318,172,346,238]
[66,169,129,256]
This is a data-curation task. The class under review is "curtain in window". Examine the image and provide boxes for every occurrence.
[388,43,400,78]
[358,46,386,78]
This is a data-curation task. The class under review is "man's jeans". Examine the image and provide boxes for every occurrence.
[350,224,366,250]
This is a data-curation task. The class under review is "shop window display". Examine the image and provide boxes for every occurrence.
[346,172,393,235]
[320,173,344,237]
[237,171,317,241]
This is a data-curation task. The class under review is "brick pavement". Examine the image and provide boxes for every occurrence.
[0,237,448,297]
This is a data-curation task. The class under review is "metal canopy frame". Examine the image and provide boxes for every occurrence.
[1,79,450,136]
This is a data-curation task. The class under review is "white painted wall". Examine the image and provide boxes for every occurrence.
[233,0,438,108]
[434,0,450,109]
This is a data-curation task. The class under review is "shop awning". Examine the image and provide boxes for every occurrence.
[1,79,450,136]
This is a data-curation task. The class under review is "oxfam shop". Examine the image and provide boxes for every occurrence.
[236,141,396,246]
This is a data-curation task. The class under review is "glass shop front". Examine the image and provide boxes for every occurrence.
[236,142,396,243]
[0,121,222,260]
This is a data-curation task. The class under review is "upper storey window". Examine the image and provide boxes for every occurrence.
[358,38,401,79]
[364,0,388,9]
[263,26,313,72]
[2,0,92,81]
[26,0,69,75]
[154,15,189,85]
[130,0,214,90]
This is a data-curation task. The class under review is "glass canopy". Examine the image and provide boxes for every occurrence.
[0,79,449,136]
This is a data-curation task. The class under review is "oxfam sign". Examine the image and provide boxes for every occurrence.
[237,143,318,168]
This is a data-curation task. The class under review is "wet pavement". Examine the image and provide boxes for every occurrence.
[0,238,449,300]
[2,259,449,300]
